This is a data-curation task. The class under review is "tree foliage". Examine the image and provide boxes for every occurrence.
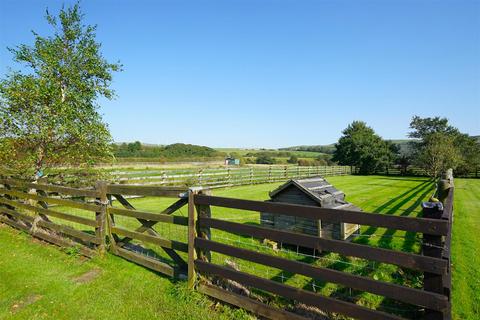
[256,154,276,164]
[409,116,480,177]
[333,121,397,174]
[111,142,221,159]
[0,3,121,179]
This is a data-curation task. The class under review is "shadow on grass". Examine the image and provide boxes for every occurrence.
[355,180,433,247]
[377,182,435,251]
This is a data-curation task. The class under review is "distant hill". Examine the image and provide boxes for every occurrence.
[386,139,415,155]
[112,142,223,159]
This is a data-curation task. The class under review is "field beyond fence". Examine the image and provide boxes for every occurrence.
[0,172,455,320]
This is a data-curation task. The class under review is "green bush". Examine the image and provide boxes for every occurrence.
[256,155,276,164]
[287,155,298,164]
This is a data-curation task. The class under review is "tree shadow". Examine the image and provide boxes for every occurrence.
[355,180,432,246]
[376,182,434,251]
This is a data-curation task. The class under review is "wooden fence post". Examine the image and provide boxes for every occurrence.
[422,200,449,320]
[188,187,212,289]
[161,171,166,185]
[94,181,108,255]
[250,167,254,185]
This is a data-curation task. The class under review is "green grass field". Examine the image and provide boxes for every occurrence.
[0,176,478,319]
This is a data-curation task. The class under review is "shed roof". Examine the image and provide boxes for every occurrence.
[269,176,361,211]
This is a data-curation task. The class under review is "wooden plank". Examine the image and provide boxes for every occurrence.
[114,246,175,277]
[111,226,188,252]
[111,194,188,270]
[198,283,307,320]
[0,196,97,227]
[195,189,212,263]
[109,207,188,226]
[106,184,187,197]
[195,238,448,311]
[112,194,136,210]
[195,260,406,320]
[194,195,449,236]
[95,181,108,253]
[0,189,101,211]
[0,215,95,257]
[0,178,99,197]
[422,200,450,320]
[0,206,98,244]
[37,219,100,244]
[200,217,447,275]
[0,207,34,223]
[188,188,199,289]
[161,197,188,215]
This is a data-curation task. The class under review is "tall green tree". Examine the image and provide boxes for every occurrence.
[333,121,396,174]
[409,116,479,177]
[0,3,121,179]
[414,132,461,178]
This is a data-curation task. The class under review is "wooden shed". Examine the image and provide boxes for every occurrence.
[261,176,361,240]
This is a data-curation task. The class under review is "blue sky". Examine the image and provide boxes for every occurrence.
[1,0,479,148]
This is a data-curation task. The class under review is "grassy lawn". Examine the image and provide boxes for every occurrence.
[0,175,478,319]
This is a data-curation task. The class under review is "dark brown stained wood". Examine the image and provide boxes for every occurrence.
[106,184,187,197]
[199,217,447,275]
[0,189,101,211]
[112,194,136,210]
[160,197,188,215]
[422,198,451,320]
[0,178,99,197]
[109,207,188,225]
[194,189,212,263]
[0,196,97,227]
[114,246,175,277]
[188,189,198,289]
[194,195,449,236]
[197,283,308,320]
[111,226,188,252]
[195,238,448,311]
[195,260,406,320]
[0,215,95,257]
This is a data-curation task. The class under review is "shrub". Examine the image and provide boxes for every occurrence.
[287,155,298,164]
[256,155,276,164]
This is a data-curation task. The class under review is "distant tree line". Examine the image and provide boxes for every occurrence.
[279,145,336,154]
[112,142,223,159]
[332,117,480,177]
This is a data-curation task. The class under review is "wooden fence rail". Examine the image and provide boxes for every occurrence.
[188,179,454,320]
[0,178,104,257]
[0,174,454,320]
[111,165,353,188]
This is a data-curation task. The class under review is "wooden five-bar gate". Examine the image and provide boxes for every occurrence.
[0,176,454,320]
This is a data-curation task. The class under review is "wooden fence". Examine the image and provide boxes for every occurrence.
[111,165,353,188]
[373,165,479,178]
[188,179,454,320]
[0,178,106,257]
[0,175,454,320]
[106,184,190,278]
